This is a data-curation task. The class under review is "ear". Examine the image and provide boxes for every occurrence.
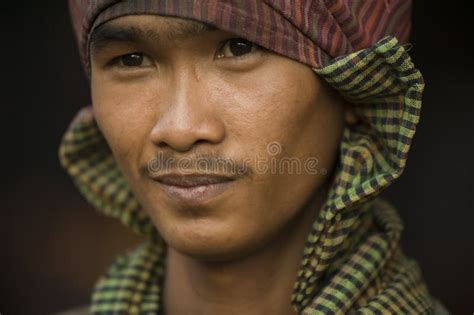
[343,101,359,126]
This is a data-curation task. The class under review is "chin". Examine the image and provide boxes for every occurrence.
[158,216,261,262]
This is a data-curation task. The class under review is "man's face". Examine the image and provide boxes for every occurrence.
[90,15,346,261]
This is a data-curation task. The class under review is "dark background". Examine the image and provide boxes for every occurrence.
[2,2,473,314]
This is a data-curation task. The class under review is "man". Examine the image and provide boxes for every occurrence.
[59,0,448,314]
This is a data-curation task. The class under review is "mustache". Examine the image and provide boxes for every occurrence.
[140,152,251,177]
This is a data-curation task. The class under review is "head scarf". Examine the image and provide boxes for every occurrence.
[60,1,435,314]
[69,0,412,70]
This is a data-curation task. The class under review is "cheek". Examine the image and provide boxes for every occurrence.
[206,60,344,226]
[210,59,343,163]
[91,77,157,174]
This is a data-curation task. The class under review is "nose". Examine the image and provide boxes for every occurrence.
[149,69,225,152]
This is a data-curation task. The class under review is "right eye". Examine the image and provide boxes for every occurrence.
[111,52,154,68]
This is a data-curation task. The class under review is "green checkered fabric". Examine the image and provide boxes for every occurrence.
[59,36,434,314]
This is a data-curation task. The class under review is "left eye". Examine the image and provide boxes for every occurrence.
[216,38,258,59]
[113,53,153,68]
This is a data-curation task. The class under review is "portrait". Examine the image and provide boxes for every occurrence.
[2,1,472,314]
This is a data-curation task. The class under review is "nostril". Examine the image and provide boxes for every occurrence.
[194,139,208,146]
[156,142,169,149]
[155,138,209,151]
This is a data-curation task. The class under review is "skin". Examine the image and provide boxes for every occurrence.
[90,15,356,315]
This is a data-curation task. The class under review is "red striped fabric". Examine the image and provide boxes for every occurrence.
[68,0,412,70]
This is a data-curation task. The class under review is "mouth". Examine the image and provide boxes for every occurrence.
[151,174,236,206]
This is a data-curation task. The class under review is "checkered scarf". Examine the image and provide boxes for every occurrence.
[60,1,434,314]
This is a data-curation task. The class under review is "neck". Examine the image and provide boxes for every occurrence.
[163,188,327,315]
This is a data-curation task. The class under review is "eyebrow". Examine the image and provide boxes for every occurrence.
[89,20,218,54]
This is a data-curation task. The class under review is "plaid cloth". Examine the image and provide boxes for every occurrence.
[60,0,435,314]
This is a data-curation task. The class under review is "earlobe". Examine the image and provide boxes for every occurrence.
[343,101,359,126]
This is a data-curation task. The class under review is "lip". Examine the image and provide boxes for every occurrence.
[152,174,236,205]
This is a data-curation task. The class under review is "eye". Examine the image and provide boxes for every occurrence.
[111,52,154,68]
[215,38,258,59]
